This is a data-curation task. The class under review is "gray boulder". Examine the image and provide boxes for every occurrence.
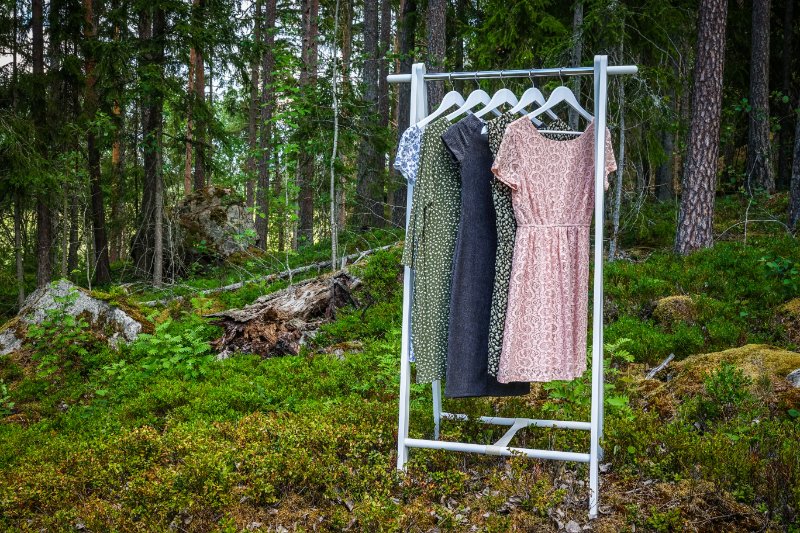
[0,280,145,355]
[176,186,256,260]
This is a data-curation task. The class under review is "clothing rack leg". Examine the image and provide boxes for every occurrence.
[588,54,609,519]
[397,63,426,471]
[432,380,442,439]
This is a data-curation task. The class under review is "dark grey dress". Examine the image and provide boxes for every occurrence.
[441,114,529,398]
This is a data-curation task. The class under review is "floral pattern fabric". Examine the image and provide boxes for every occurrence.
[401,117,460,383]
[486,115,573,377]
[394,124,425,362]
[491,117,616,383]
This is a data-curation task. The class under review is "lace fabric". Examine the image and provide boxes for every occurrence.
[491,118,617,383]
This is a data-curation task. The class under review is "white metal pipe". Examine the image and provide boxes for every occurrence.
[404,438,591,463]
[396,63,426,471]
[588,54,609,520]
[440,412,591,431]
[432,380,442,439]
[387,65,637,84]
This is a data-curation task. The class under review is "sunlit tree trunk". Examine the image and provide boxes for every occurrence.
[256,0,277,249]
[675,0,728,254]
[426,0,446,107]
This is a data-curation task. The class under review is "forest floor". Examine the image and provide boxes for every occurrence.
[1,196,800,532]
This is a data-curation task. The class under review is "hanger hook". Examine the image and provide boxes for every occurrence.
[474,71,479,89]
[528,70,535,88]
[500,70,506,89]
[448,72,453,92]
[559,67,564,86]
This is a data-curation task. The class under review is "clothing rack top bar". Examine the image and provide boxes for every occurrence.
[387,65,637,84]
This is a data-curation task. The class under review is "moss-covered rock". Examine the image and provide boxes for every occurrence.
[775,297,800,345]
[652,295,696,329]
[0,279,151,355]
[638,344,800,417]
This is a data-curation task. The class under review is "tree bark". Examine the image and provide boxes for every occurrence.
[84,0,111,284]
[790,117,800,229]
[330,0,342,269]
[778,0,795,191]
[193,0,207,191]
[297,0,319,246]
[355,0,383,229]
[131,6,167,279]
[184,47,195,195]
[391,0,417,227]
[14,194,25,308]
[33,0,51,287]
[569,1,584,131]
[655,127,675,201]
[425,0,446,108]
[246,0,261,211]
[746,0,774,193]
[675,0,728,255]
[340,0,353,95]
[256,0,277,249]
[67,189,80,274]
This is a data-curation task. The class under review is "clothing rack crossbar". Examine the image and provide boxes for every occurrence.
[387,57,637,518]
[387,64,637,84]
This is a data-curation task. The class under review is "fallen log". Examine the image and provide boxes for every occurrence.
[141,243,397,307]
[207,270,361,358]
[646,353,675,379]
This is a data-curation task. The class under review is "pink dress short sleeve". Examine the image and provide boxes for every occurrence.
[496,118,616,383]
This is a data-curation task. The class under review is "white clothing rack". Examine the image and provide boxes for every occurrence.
[387,56,637,518]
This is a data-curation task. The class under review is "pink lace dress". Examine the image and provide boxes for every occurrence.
[491,118,617,383]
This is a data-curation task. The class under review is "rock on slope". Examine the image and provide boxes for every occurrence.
[0,280,147,355]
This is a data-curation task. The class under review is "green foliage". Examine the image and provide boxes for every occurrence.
[26,290,105,379]
[122,316,217,381]
[0,379,14,416]
[760,255,800,297]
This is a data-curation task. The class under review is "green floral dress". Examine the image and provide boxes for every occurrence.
[401,117,460,383]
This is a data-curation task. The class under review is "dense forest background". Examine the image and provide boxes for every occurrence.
[1,0,799,315]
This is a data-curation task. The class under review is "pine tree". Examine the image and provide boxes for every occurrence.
[675,0,728,254]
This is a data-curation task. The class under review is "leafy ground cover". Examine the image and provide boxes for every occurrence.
[1,199,799,531]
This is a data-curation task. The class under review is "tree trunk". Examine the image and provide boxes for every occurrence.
[656,78,676,202]
[425,0,446,108]
[131,6,167,279]
[256,0,277,249]
[675,0,728,255]
[609,73,625,260]
[14,194,25,308]
[193,0,207,191]
[340,0,353,96]
[569,0,584,131]
[67,190,80,274]
[746,0,774,193]
[789,117,800,229]
[391,0,417,227]
[109,98,125,263]
[297,0,319,246]
[655,127,675,201]
[778,0,794,191]
[246,0,261,211]
[84,0,111,284]
[184,47,195,195]
[355,0,383,229]
[330,0,342,269]
[33,0,51,288]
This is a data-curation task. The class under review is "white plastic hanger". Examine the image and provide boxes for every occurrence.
[416,86,465,128]
[527,84,593,123]
[509,74,559,122]
[474,88,516,118]
[445,73,493,121]
[474,72,517,118]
